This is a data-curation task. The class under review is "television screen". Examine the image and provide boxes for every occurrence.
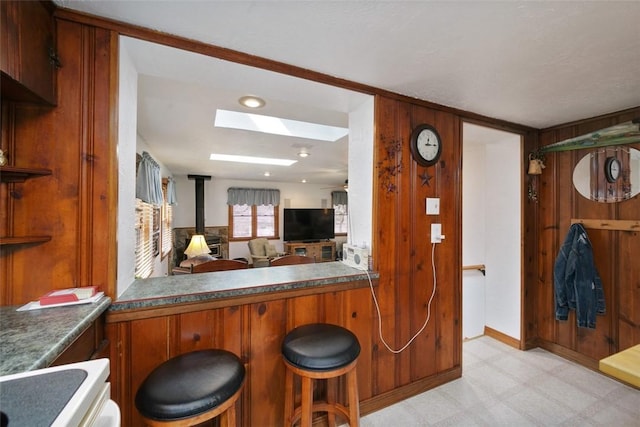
[284,208,335,242]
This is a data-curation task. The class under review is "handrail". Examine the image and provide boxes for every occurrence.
[462,264,486,275]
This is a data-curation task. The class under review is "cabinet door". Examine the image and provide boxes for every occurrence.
[0,1,56,104]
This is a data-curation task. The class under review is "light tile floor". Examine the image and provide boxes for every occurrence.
[361,336,639,426]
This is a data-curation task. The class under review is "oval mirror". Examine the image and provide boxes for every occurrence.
[573,146,640,203]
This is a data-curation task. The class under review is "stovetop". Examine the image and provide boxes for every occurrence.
[0,359,109,426]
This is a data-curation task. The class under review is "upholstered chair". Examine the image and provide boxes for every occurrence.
[247,238,278,267]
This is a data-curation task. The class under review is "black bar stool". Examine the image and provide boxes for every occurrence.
[135,349,245,426]
[282,323,361,427]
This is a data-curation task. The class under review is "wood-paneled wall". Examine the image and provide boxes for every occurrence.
[7,3,637,424]
[0,18,117,305]
[536,107,640,366]
[371,98,462,395]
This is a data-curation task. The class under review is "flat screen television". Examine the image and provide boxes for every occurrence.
[284,208,335,242]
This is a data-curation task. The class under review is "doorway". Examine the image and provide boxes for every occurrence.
[462,122,523,343]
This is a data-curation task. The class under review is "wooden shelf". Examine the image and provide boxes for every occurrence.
[0,166,52,183]
[1,236,52,246]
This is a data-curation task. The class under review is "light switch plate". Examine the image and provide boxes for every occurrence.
[426,198,440,215]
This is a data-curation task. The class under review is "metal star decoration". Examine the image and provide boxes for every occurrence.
[419,171,432,186]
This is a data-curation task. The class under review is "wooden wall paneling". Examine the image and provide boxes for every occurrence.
[431,110,461,374]
[249,299,287,427]
[394,101,414,388]
[82,26,116,296]
[573,148,616,360]
[408,114,438,380]
[372,96,462,401]
[372,96,403,396]
[522,130,540,348]
[536,107,640,366]
[5,104,59,304]
[617,151,640,350]
[0,18,115,305]
[618,227,640,350]
[553,129,581,351]
[536,130,558,343]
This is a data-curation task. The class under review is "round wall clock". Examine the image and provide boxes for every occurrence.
[604,156,621,183]
[410,124,442,167]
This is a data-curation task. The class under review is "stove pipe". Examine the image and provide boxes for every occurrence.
[187,175,211,235]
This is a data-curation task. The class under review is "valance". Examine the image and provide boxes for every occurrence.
[136,151,163,205]
[332,190,348,206]
[227,187,280,206]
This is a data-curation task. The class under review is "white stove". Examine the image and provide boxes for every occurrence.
[0,359,119,426]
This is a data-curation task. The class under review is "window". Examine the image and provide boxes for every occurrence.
[227,187,280,240]
[333,203,348,235]
[229,204,279,240]
[161,181,173,258]
[332,191,348,235]
[135,199,154,278]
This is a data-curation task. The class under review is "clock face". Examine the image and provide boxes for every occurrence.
[605,157,621,183]
[411,124,441,166]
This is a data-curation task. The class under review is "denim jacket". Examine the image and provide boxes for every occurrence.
[554,223,606,329]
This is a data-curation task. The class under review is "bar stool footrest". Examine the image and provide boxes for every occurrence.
[290,401,352,426]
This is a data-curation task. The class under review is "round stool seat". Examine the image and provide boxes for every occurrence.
[135,349,245,422]
[282,323,360,371]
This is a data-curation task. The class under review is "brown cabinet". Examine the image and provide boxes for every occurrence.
[1,0,57,104]
[284,241,336,262]
[51,316,109,366]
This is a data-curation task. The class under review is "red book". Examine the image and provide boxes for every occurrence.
[39,286,98,306]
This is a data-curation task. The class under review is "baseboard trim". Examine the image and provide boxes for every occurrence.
[359,366,462,416]
[536,339,599,371]
[483,326,522,349]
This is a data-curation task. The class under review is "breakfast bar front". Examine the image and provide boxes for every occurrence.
[106,262,381,426]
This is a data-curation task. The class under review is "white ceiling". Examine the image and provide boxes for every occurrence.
[123,36,369,185]
[55,1,640,185]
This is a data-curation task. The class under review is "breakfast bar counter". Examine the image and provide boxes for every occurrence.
[108,261,377,320]
[105,261,380,426]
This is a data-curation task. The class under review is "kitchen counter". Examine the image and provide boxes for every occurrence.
[0,296,111,376]
[105,261,379,425]
[110,261,376,314]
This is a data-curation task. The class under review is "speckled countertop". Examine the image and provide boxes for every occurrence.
[0,296,111,376]
[111,262,376,312]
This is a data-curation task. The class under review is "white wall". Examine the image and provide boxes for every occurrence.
[118,45,175,288]
[173,176,348,260]
[116,43,137,297]
[347,97,374,250]
[462,143,486,339]
[484,140,521,340]
[462,124,521,341]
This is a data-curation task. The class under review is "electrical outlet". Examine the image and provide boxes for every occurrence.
[431,223,444,243]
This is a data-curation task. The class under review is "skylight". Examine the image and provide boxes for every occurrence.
[214,109,348,142]
[209,153,297,166]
